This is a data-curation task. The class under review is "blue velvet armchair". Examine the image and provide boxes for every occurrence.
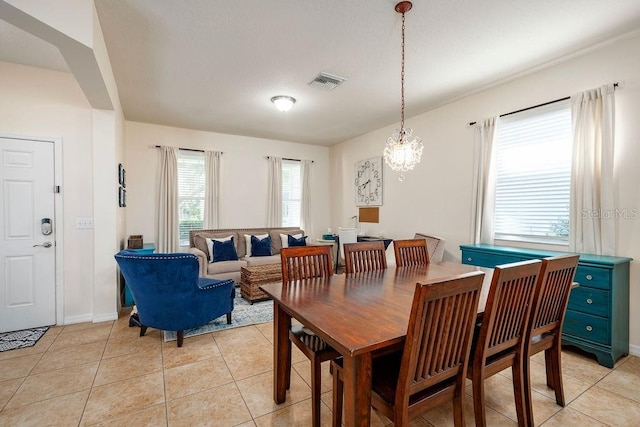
[114,251,235,347]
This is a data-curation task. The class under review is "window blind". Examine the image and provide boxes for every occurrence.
[494,100,572,244]
[282,160,301,227]
[178,151,205,246]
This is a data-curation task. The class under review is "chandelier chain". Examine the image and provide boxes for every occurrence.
[400,11,406,133]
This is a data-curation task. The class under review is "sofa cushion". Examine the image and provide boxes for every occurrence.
[270,229,304,254]
[205,235,234,262]
[194,231,238,260]
[280,233,303,249]
[288,234,308,247]
[245,254,281,267]
[244,233,269,258]
[212,238,239,262]
[251,235,272,256]
[207,259,248,275]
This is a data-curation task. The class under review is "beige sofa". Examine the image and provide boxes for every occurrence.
[188,227,304,282]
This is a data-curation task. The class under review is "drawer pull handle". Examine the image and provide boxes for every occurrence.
[586,274,593,280]
[586,325,593,332]
[586,298,593,304]
[467,257,472,262]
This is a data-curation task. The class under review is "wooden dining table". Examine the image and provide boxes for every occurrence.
[260,261,494,427]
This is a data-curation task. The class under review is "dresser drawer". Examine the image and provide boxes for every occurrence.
[461,251,524,268]
[563,310,610,345]
[574,265,610,290]
[568,287,609,318]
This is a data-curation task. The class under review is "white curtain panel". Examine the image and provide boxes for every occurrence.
[266,156,282,227]
[300,160,312,235]
[204,150,221,229]
[470,117,499,244]
[157,146,179,253]
[569,84,616,256]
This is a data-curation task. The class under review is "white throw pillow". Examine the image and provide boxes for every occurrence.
[280,233,303,249]
[244,233,269,257]
[206,235,233,263]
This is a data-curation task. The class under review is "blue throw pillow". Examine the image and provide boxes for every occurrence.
[212,237,239,262]
[251,235,272,256]
[288,234,308,247]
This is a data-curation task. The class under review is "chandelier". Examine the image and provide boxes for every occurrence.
[383,1,423,182]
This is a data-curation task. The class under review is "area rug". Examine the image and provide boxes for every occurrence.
[0,326,49,352]
[164,293,273,342]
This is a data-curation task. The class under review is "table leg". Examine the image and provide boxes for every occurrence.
[342,352,372,427]
[273,302,292,404]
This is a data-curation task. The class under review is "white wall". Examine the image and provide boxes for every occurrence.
[125,121,331,246]
[330,31,640,352]
[0,61,95,322]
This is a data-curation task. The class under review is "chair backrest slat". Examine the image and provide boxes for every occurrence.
[396,272,484,398]
[529,255,579,338]
[477,260,541,359]
[281,245,333,282]
[344,241,387,274]
[394,239,430,267]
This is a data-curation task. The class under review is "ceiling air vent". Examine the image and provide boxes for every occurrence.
[308,72,347,90]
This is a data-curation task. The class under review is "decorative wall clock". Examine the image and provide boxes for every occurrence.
[355,157,383,206]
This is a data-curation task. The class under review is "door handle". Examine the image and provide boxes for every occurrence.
[33,242,53,248]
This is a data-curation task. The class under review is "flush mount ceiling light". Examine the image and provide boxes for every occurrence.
[383,1,423,182]
[271,95,296,112]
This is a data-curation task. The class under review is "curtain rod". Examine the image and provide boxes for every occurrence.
[468,82,619,126]
[153,145,223,154]
[265,156,314,163]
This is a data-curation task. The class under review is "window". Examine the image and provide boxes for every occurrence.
[282,160,301,227]
[494,100,572,244]
[178,151,205,246]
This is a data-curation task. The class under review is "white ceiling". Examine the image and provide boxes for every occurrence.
[3,1,640,146]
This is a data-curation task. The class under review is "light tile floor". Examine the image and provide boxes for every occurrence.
[1,309,639,426]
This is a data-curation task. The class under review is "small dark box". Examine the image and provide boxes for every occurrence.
[128,235,143,249]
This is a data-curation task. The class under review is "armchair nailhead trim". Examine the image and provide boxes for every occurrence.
[199,279,235,290]
[116,254,196,260]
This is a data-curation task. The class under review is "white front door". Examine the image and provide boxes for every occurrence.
[0,137,56,332]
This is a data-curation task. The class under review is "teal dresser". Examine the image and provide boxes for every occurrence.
[460,244,632,368]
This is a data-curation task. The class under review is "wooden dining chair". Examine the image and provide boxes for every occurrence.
[280,245,340,427]
[343,241,387,274]
[523,254,579,426]
[467,259,542,427]
[393,238,430,267]
[332,271,485,427]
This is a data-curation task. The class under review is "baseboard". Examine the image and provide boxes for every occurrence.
[628,343,640,357]
[93,312,118,323]
[63,314,93,325]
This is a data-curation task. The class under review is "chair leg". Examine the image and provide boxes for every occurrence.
[226,312,232,324]
[471,373,487,427]
[453,384,466,427]
[511,360,529,427]
[140,325,148,337]
[177,330,184,347]
[548,344,565,406]
[311,355,322,427]
[523,356,535,427]
[332,361,343,427]
[285,340,292,391]
[544,349,554,388]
